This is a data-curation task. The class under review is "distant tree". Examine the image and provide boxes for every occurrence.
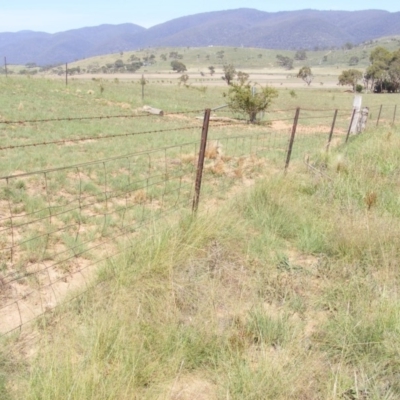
[349,56,359,66]
[222,64,236,85]
[178,74,189,85]
[338,69,363,91]
[237,71,249,85]
[369,46,392,65]
[171,60,187,73]
[114,59,124,68]
[297,66,314,86]
[225,83,278,123]
[216,50,225,60]
[294,50,307,60]
[276,55,294,70]
[129,55,141,62]
[257,54,263,59]
[126,62,143,72]
[160,54,167,61]
[343,42,354,50]
[208,66,215,76]
[169,51,183,60]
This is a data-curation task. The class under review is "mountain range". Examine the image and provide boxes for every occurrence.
[2,8,400,66]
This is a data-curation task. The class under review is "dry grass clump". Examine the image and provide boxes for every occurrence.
[204,140,222,160]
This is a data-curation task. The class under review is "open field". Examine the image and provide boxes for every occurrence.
[0,72,399,399]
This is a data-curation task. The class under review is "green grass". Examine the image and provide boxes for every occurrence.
[1,122,400,399]
[0,70,400,399]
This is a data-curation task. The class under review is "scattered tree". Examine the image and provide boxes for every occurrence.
[208,66,215,76]
[114,59,124,69]
[126,62,143,72]
[297,66,314,86]
[169,51,183,60]
[237,71,249,85]
[364,47,400,92]
[276,54,294,70]
[294,50,307,60]
[216,50,225,60]
[349,56,359,66]
[178,74,189,85]
[222,64,236,85]
[225,82,278,123]
[338,69,363,92]
[171,60,187,73]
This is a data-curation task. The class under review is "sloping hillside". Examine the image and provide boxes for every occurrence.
[1,8,400,65]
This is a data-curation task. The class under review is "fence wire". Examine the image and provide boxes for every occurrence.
[0,104,395,337]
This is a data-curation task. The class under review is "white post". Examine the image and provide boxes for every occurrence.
[350,95,362,134]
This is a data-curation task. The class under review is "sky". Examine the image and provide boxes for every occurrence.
[1,0,399,33]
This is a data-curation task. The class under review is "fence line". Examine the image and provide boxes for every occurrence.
[0,103,397,337]
[0,108,205,126]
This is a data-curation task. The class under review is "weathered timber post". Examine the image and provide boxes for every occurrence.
[346,109,357,143]
[357,107,369,133]
[326,109,338,151]
[192,109,211,212]
[349,95,362,134]
[284,107,300,172]
[376,105,383,127]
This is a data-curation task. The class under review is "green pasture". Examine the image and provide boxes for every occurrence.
[0,35,400,399]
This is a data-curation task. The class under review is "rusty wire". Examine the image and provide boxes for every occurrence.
[0,108,205,126]
[0,107,377,337]
[0,121,239,152]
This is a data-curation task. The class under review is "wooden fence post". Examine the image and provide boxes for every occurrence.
[284,107,300,172]
[192,109,211,212]
[326,109,338,151]
[346,109,356,143]
[376,105,382,126]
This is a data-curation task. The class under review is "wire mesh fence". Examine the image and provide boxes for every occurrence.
[0,103,396,337]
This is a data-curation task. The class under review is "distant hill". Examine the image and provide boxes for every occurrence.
[1,8,400,66]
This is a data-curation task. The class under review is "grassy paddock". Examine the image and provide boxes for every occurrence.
[0,123,399,399]
[0,74,400,398]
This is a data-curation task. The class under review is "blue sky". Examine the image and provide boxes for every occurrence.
[1,1,399,33]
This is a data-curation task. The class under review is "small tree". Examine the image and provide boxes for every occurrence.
[208,66,215,76]
[225,83,278,123]
[338,69,363,92]
[216,50,225,60]
[178,74,189,85]
[171,60,187,73]
[222,64,236,85]
[297,66,314,86]
[276,54,294,70]
[237,71,249,85]
[349,56,359,66]
[114,59,124,69]
[294,50,307,60]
